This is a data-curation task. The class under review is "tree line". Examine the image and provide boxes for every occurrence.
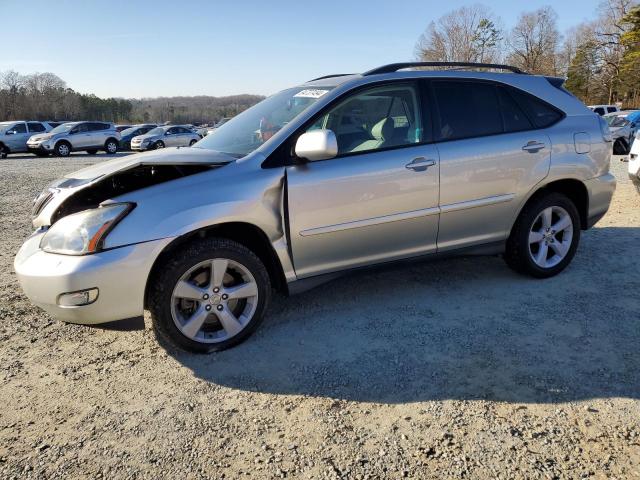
[0,71,264,125]
[415,0,640,107]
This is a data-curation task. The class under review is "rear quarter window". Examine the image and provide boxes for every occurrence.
[508,87,563,128]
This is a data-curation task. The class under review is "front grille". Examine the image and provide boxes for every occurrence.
[32,189,54,216]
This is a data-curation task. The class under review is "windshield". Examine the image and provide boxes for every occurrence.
[121,127,141,136]
[0,122,13,132]
[194,87,333,157]
[606,115,629,127]
[50,123,75,134]
[146,127,165,136]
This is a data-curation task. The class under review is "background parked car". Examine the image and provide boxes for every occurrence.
[115,124,132,133]
[130,125,200,151]
[205,117,230,135]
[604,110,640,154]
[589,104,620,116]
[27,121,120,157]
[118,124,157,150]
[0,121,53,158]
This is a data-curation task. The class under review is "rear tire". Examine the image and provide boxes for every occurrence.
[0,145,8,159]
[504,192,581,278]
[54,141,71,157]
[613,138,629,155]
[148,238,271,353]
[104,139,118,154]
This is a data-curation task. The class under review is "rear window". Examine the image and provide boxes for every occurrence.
[508,88,563,128]
[594,107,605,116]
[496,88,533,133]
[607,107,617,113]
[28,122,46,133]
[432,81,503,141]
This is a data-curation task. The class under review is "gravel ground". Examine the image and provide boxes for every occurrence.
[1,152,639,479]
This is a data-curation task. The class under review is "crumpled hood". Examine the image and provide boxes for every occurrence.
[32,147,237,228]
[68,147,236,180]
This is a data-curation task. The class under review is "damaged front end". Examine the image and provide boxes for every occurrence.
[32,149,235,229]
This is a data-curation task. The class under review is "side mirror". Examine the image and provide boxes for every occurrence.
[165,131,171,136]
[6,130,16,135]
[294,129,338,162]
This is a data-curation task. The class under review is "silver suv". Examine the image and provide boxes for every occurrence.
[0,121,53,158]
[15,62,616,353]
[130,125,201,151]
[26,121,120,157]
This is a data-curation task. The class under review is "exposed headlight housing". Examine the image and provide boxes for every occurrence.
[40,203,134,255]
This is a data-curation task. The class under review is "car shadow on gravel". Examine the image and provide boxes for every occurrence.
[163,227,640,404]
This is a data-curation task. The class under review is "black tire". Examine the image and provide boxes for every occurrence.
[148,238,271,353]
[104,138,118,154]
[613,138,628,155]
[189,139,197,146]
[504,192,581,278]
[54,141,71,157]
[0,144,7,159]
[86,149,98,155]
[154,140,165,150]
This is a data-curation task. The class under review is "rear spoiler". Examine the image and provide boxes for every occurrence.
[545,76,566,89]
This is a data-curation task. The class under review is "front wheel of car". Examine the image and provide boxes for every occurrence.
[0,145,8,159]
[613,138,629,155]
[505,192,580,278]
[189,139,197,146]
[154,140,165,150]
[54,142,71,157]
[148,238,271,353]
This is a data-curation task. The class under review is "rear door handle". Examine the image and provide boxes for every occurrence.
[405,157,436,171]
[522,141,546,153]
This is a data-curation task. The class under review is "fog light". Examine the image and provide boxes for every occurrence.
[57,288,99,307]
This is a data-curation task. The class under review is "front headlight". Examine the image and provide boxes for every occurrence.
[40,203,134,255]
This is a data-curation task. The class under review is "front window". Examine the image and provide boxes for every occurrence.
[194,87,333,157]
[50,123,75,134]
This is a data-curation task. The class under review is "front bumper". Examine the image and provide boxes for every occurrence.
[27,142,54,153]
[131,142,151,151]
[14,233,173,324]
[583,173,616,228]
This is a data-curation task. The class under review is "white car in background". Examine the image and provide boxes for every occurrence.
[589,104,620,116]
[628,133,640,193]
[604,110,640,154]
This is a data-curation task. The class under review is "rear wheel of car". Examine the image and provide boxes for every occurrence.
[104,139,118,154]
[155,140,165,150]
[54,141,71,157]
[189,139,197,146]
[86,149,98,155]
[148,238,271,353]
[613,138,629,155]
[0,144,8,159]
[504,192,580,278]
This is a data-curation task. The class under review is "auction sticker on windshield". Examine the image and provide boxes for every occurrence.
[294,89,330,98]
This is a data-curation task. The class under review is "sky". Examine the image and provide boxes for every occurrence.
[1,0,603,98]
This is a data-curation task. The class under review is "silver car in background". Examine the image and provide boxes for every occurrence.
[604,110,639,154]
[130,125,201,151]
[27,121,121,157]
[0,121,53,158]
[15,62,615,353]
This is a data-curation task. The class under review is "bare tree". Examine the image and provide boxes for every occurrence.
[507,6,561,75]
[415,5,503,64]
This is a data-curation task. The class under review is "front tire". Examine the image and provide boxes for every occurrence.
[0,145,8,159]
[154,140,165,150]
[148,238,271,353]
[613,138,629,155]
[54,141,71,157]
[505,192,580,278]
[189,139,197,146]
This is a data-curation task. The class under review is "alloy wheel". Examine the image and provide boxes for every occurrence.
[528,206,573,269]
[170,258,259,344]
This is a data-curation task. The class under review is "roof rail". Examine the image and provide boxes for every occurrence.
[363,62,526,76]
[307,73,356,82]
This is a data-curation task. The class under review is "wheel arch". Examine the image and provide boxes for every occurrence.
[144,221,288,308]
[514,178,589,232]
[104,137,119,147]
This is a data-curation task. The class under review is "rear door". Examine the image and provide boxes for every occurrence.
[5,122,30,152]
[431,79,554,252]
[286,81,440,278]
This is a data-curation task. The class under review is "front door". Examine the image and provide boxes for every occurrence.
[286,81,440,278]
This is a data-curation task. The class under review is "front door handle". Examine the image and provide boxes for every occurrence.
[522,141,546,153]
[405,157,436,172]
